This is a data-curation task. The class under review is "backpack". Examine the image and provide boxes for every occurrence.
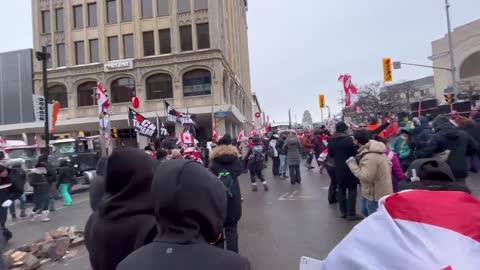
[251,145,265,162]
[218,170,235,198]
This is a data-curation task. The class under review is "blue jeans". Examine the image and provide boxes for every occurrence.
[279,155,287,175]
[361,197,378,217]
[9,193,26,216]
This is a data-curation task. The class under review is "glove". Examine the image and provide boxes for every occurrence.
[1,200,12,208]
[346,156,356,164]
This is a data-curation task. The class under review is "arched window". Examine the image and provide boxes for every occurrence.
[183,69,211,97]
[111,77,135,103]
[48,84,68,108]
[460,51,480,79]
[146,73,173,100]
[77,81,97,107]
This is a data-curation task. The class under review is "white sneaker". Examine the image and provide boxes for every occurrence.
[41,210,51,222]
[30,209,41,221]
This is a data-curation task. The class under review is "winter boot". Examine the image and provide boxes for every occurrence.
[262,182,269,191]
[20,210,27,218]
[251,184,258,192]
[11,214,17,221]
[41,211,51,222]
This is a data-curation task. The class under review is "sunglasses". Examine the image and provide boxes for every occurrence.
[358,125,367,128]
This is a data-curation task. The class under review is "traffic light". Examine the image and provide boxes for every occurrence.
[383,58,393,83]
[319,94,326,109]
[444,94,455,104]
[111,127,119,138]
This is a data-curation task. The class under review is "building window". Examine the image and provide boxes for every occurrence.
[157,0,169,16]
[143,31,155,56]
[55,8,64,32]
[56,43,65,67]
[121,0,132,22]
[48,85,68,108]
[41,10,51,33]
[179,25,192,51]
[73,5,83,29]
[111,77,136,103]
[87,3,97,27]
[195,0,208,10]
[46,45,52,69]
[146,74,173,100]
[89,39,99,63]
[107,0,117,24]
[178,0,190,13]
[74,41,85,65]
[108,36,119,61]
[123,34,134,59]
[183,69,211,97]
[141,0,153,18]
[77,81,98,107]
[159,29,171,54]
[196,23,210,49]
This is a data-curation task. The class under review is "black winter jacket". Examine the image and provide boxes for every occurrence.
[416,116,478,179]
[209,145,243,226]
[275,138,287,155]
[327,133,358,188]
[85,147,157,270]
[58,160,74,185]
[118,160,251,270]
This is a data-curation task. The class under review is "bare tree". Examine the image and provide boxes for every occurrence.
[355,81,405,118]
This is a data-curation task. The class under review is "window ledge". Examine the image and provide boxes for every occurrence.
[146,98,174,103]
[183,94,212,99]
[77,105,97,109]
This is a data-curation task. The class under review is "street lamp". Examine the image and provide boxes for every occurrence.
[445,0,458,90]
[36,46,50,155]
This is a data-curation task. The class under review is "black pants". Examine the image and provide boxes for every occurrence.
[32,186,50,212]
[223,223,239,253]
[250,169,266,184]
[338,185,357,217]
[289,165,301,184]
[272,156,280,176]
[0,207,11,243]
[306,152,314,165]
[326,167,338,203]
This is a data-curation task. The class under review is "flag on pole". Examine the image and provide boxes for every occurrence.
[156,113,169,138]
[238,127,245,142]
[165,101,182,122]
[212,126,220,142]
[301,190,480,270]
[180,129,194,146]
[338,74,361,113]
[249,128,256,138]
[265,115,271,133]
[97,82,111,130]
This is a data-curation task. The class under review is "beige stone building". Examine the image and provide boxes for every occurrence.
[1,0,254,141]
[431,19,480,104]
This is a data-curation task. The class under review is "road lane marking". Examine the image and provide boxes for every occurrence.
[278,190,314,201]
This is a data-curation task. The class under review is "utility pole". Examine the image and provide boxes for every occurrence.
[445,0,457,91]
[288,109,292,129]
[36,46,50,155]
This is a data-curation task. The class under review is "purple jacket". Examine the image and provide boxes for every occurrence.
[387,150,405,192]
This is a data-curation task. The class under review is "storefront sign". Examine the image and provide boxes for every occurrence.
[183,77,212,97]
[32,95,46,121]
[104,59,134,72]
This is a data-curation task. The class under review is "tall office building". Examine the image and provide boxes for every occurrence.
[28,0,253,140]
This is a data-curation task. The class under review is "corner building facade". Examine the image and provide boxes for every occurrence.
[31,0,253,140]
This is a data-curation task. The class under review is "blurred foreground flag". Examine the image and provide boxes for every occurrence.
[300,190,480,270]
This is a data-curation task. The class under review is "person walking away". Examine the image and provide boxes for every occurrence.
[276,132,288,178]
[303,131,315,169]
[318,149,337,204]
[85,147,157,270]
[0,165,21,242]
[245,136,269,191]
[7,163,27,220]
[89,156,107,211]
[284,132,303,185]
[313,128,327,165]
[391,129,412,171]
[28,162,52,222]
[410,116,432,157]
[347,130,393,217]
[375,136,405,192]
[117,160,252,270]
[416,115,478,182]
[209,135,243,253]
[269,134,280,176]
[328,122,361,220]
[238,138,250,173]
[35,154,57,212]
[58,159,73,206]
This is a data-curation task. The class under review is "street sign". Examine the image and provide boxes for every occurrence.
[443,87,455,95]
[214,111,228,118]
[393,61,402,69]
[32,95,46,122]
[383,58,393,82]
[319,94,326,109]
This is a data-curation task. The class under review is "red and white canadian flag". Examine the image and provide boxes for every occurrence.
[238,128,245,142]
[338,74,361,112]
[180,130,194,146]
[249,128,256,138]
[97,82,110,109]
[301,190,480,270]
[212,126,220,142]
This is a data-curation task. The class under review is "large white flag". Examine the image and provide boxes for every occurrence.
[301,190,480,270]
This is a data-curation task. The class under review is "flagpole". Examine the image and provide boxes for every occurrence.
[156,112,160,139]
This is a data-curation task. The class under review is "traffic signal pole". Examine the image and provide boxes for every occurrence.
[445,0,458,93]
[36,46,50,155]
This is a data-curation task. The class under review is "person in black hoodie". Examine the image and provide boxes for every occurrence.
[84,147,157,270]
[209,134,243,253]
[117,160,252,270]
[28,162,53,222]
[8,163,27,220]
[327,122,361,221]
[0,165,22,242]
[89,156,107,211]
[58,159,74,206]
[416,115,478,182]
[411,116,432,157]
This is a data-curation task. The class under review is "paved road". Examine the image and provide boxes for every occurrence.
[6,162,480,270]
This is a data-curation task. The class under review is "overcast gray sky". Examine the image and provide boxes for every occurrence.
[1,1,480,122]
